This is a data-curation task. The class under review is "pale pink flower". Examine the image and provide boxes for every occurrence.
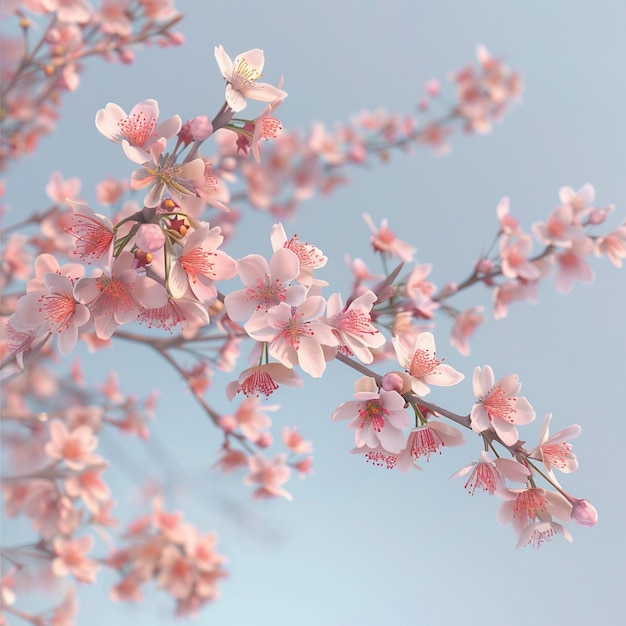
[397,421,464,471]
[96,99,181,163]
[496,196,520,235]
[332,377,411,454]
[530,413,580,474]
[158,545,196,599]
[594,223,626,268]
[44,420,101,470]
[250,97,284,162]
[405,263,438,318]
[212,448,248,474]
[499,234,541,281]
[493,280,538,320]
[97,0,133,37]
[531,205,581,247]
[325,291,385,364]
[74,251,169,339]
[191,157,232,213]
[14,272,90,355]
[95,176,128,205]
[363,213,416,262]
[52,535,99,583]
[450,450,530,495]
[46,171,82,205]
[130,138,205,207]
[516,520,572,549]
[225,362,302,400]
[244,453,292,501]
[392,331,464,396]
[138,294,210,334]
[168,224,237,303]
[227,396,277,442]
[497,487,572,536]
[559,183,595,217]
[282,426,312,455]
[554,236,594,294]
[224,248,307,322]
[65,466,111,512]
[66,202,115,266]
[470,365,535,445]
[244,297,338,378]
[270,223,327,287]
[449,306,484,355]
[214,45,287,112]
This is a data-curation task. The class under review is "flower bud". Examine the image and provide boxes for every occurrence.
[571,498,598,527]
[381,371,412,394]
[256,432,273,448]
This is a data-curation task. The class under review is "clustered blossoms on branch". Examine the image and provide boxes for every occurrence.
[2,10,625,623]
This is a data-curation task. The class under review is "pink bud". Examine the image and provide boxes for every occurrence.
[587,209,608,225]
[256,432,273,448]
[189,116,213,141]
[136,223,165,252]
[475,258,495,274]
[381,371,411,394]
[219,415,237,433]
[571,499,598,527]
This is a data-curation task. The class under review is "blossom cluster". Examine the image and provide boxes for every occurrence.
[1,27,623,624]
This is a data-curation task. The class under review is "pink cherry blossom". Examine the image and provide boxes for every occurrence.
[325,291,385,364]
[515,520,572,549]
[362,213,416,262]
[52,535,99,583]
[65,202,115,266]
[332,377,411,453]
[65,466,111,512]
[450,450,530,495]
[470,365,535,445]
[392,331,464,396]
[531,204,581,247]
[14,271,90,355]
[594,222,626,268]
[226,396,277,443]
[530,413,580,474]
[405,263,438,318]
[496,196,520,235]
[397,421,464,471]
[244,297,338,378]
[168,224,237,303]
[46,171,82,205]
[44,420,101,470]
[559,183,595,217]
[73,251,169,339]
[224,247,306,322]
[130,138,205,207]
[96,99,181,163]
[499,233,541,281]
[225,362,303,400]
[270,224,327,287]
[244,453,292,501]
[449,306,484,355]
[554,236,595,294]
[214,45,288,112]
[282,426,313,455]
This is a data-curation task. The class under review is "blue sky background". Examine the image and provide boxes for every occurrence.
[3,1,626,625]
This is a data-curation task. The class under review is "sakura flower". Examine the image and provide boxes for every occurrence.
[14,271,90,355]
[44,420,102,470]
[282,426,313,455]
[470,365,535,445]
[191,157,232,213]
[224,248,307,322]
[332,377,411,453]
[46,171,82,205]
[594,223,626,268]
[73,251,169,339]
[392,331,464,396]
[244,453,292,501]
[130,138,205,207]
[451,450,530,495]
[270,224,327,287]
[363,213,416,262]
[554,236,594,294]
[244,297,338,378]
[496,196,520,235]
[530,413,580,474]
[559,183,595,217]
[65,465,111,513]
[52,535,99,583]
[531,204,581,247]
[225,362,303,400]
[499,234,541,281]
[214,45,287,112]
[516,520,572,549]
[227,396,278,443]
[65,202,115,266]
[96,99,181,163]
[449,306,484,355]
[325,291,385,363]
[168,224,237,303]
[397,421,464,471]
